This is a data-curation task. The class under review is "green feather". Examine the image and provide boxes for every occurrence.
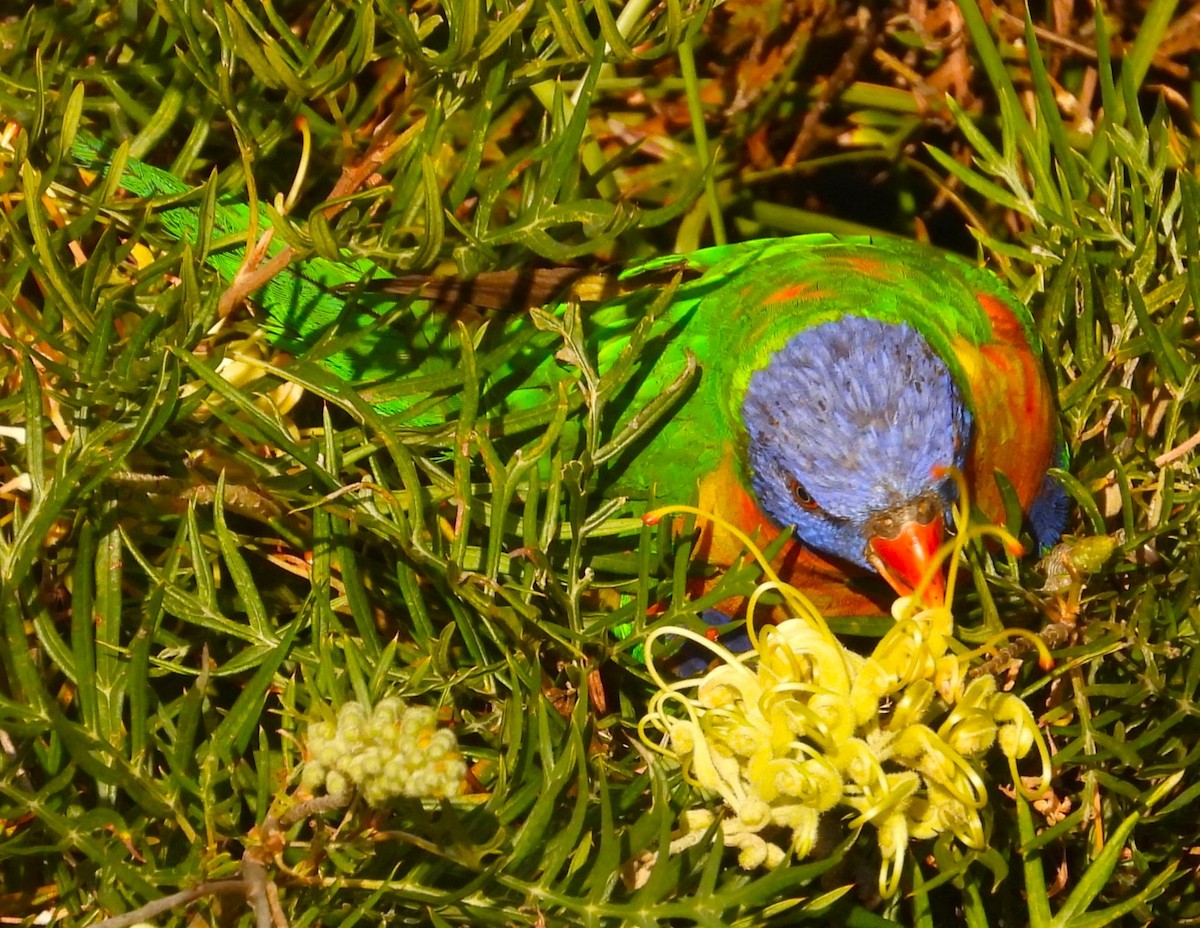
[599,236,1041,496]
[70,132,459,421]
[69,134,1042,503]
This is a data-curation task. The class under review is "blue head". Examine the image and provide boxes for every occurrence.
[741,315,972,594]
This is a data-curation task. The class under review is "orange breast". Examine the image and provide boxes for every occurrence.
[688,447,892,617]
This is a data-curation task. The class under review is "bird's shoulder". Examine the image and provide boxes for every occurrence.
[631,235,1044,419]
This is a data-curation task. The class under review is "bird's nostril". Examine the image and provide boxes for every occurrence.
[871,513,899,539]
[916,495,941,524]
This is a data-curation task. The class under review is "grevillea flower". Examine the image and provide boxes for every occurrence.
[302,698,465,805]
[638,477,1053,898]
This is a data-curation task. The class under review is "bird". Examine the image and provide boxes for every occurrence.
[69,134,1067,616]
[467,237,1067,616]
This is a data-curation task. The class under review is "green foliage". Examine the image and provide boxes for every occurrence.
[0,1,1198,926]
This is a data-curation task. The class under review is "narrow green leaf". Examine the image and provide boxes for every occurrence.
[1023,14,1083,201]
[21,162,94,334]
[94,511,126,753]
[1128,282,1187,386]
[508,701,579,867]
[209,613,303,759]
[925,145,1025,214]
[1049,809,1144,928]
[213,471,272,638]
[1017,795,1053,928]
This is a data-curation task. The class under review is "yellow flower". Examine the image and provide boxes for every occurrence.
[639,487,1053,898]
[303,697,465,804]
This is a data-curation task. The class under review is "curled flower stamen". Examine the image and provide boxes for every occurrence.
[640,492,1055,898]
[643,504,836,647]
[643,625,755,695]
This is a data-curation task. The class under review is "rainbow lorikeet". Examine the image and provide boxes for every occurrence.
[69,135,1067,614]
[372,241,1068,615]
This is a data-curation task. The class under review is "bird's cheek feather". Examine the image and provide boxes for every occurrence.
[866,515,946,607]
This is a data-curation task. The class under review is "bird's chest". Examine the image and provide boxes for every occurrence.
[689,447,892,617]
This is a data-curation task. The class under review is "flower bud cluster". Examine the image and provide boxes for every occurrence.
[302,698,465,805]
[641,597,1051,897]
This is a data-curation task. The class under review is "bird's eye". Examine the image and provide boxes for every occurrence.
[787,476,819,511]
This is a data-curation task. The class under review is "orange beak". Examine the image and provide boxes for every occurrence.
[867,513,946,608]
